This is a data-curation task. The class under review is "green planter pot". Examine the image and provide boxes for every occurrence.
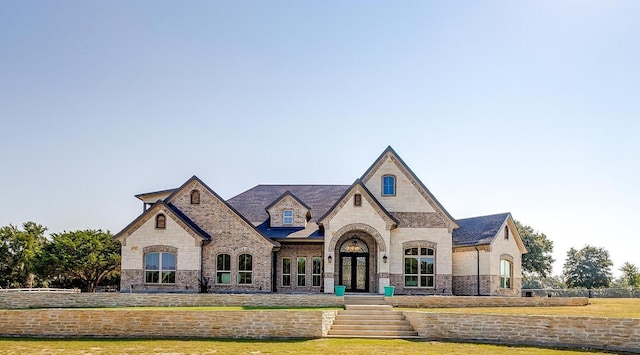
[384,286,395,297]
[334,285,346,296]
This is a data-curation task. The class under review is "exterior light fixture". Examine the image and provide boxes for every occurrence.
[383,254,388,263]
[328,255,332,263]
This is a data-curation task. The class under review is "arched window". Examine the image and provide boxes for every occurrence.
[238,254,252,285]
[500,259,512,289]
[190,190,200,204]
[155,214,166,229]
[382,175,396,196]
[145,252,176,284]
[216,254,231,284]
[404,247,435,288]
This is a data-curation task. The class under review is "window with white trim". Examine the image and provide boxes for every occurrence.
[382,175,396,196]
[500,259,512,289]
[238,254,252,285]
[282,257,291,287]
[312,257,322,287]
[283,210,294,225]
[145,252,176,284]
[404,247,434,287]
[216,254,231,284]
[297,257,306,287]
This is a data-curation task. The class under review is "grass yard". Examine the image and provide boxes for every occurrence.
[402,298,640,318]
[0,338,615,354]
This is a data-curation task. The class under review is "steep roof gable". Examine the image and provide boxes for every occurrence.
[453,212,526,253]
[360,146,458,229]
[166,176,281,248]
[113,199,211,243]
[318,179,398,230]
[265,190,312,212]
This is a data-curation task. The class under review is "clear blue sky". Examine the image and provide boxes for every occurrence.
[1,1,638,277]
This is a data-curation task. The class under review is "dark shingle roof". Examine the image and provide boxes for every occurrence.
[227,185,350,225]
[452,213,510,247]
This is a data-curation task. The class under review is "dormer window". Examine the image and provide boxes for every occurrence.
[354,194,362,207]
[283,210,293,225]
[382,175,396,196]
[190,190,200,204]
[155,214,166,229]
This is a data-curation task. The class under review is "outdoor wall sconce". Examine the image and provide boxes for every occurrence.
[383,254,388,263]
[328,255,332,263]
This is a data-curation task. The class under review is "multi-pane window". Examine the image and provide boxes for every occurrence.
[382,175,396,196]
[238,254,252,284]
[283,210,294,225]
[282,257,291,287]
[404,247,435,288]
[155,214,166,229]
[297,257,306,287]
[216,254,231,284]
[145,252,176,284]
[312,257,322,287]
[500,259,512,289]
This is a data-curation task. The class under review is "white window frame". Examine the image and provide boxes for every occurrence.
[500,259,512,289]
[404,247,435,288]
[238,254,253,285]
[216,253,231,285]
[282,257,291,287]
[297,257,306,287]
[312,257,322,287]
[145,252,176,284]
[283,209,294,225]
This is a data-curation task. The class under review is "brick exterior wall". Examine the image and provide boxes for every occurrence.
[266,195,309,228]
[452,275,492,296]
[390,274,453,295]
[275,243,324,292]
[170,181,277,293]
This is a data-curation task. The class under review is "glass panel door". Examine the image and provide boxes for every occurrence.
[341,256,352,289]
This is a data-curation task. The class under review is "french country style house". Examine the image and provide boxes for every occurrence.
[114,146,526,296]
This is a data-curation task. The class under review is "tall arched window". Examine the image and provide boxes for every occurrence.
[500,259,512,289]
[190,190,200,204]
[382,175,396,196]
[404,247,435,287]
[238,254,252,285]
[155,214,166,229]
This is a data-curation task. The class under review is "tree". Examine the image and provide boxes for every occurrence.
[563,245,613,289]
[0,222,47,288]
[619,262,640,288]
[41,229,120,292]
[515,221,554,278]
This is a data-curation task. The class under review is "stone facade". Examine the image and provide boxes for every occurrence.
[115,147,526,296]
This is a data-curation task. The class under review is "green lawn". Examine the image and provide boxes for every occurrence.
[0,338,613,354]
[401,298,640,318]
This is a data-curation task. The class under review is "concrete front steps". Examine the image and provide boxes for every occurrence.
[327,295,419,338]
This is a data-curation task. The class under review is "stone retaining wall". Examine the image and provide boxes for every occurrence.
[0,309,338,339]
[386,295,588,308]
[0,293,588,310]
[404,311,640,353]
[0,293,344,309]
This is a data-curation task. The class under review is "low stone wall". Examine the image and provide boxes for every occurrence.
[404,311,640,353]
[0,309,338,339]
[0,293,344,309]
[386,295,588,308]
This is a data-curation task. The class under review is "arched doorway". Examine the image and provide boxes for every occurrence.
[339,238,369,292]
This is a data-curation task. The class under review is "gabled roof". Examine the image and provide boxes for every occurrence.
[265,190,312,212]
[452,212,510,247]
[166,176,281,248]
[361,146,458,229]
[113,199,211,241]
[227,185,350,225]
[318,179,398,228]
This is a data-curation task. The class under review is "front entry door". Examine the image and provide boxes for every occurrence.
[340,253,369,292]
